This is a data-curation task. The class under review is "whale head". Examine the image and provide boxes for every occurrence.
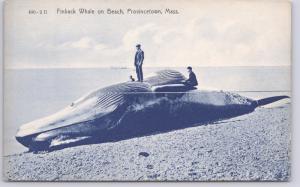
[15,81,153,149]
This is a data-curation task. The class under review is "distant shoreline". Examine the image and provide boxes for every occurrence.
[5,65,291,70]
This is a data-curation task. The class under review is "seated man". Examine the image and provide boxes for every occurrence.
[183,66,198,88]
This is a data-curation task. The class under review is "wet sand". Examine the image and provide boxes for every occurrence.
[4,104,291,181]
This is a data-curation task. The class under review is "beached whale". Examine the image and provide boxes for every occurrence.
[15,70,289,151]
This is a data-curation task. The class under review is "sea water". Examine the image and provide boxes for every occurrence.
[4,66,291,155]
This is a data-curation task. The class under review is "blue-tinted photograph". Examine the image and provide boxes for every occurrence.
[4,0,291,181]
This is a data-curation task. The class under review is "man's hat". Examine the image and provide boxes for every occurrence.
[187,66,192,70]
[136,44,141,47]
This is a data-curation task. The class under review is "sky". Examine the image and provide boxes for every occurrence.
[4,0,291,69]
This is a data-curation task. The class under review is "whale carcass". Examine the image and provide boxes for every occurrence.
[15,70,289,151]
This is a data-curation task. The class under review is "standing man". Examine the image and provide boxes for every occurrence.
[134,44,144,82]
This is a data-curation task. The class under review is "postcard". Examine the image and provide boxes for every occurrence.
[3,0,291,181]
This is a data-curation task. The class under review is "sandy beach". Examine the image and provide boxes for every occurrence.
[4,103,291,181]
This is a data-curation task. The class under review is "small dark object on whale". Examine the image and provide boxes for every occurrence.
[130,75,135,82]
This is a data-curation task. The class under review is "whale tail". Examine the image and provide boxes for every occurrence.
[256,95,290,107]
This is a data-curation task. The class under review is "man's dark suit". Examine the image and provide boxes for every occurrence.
[184,71,198,87]
[134,49,144,81]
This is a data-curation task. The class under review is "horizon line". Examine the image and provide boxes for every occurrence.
[5,65,291,70]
